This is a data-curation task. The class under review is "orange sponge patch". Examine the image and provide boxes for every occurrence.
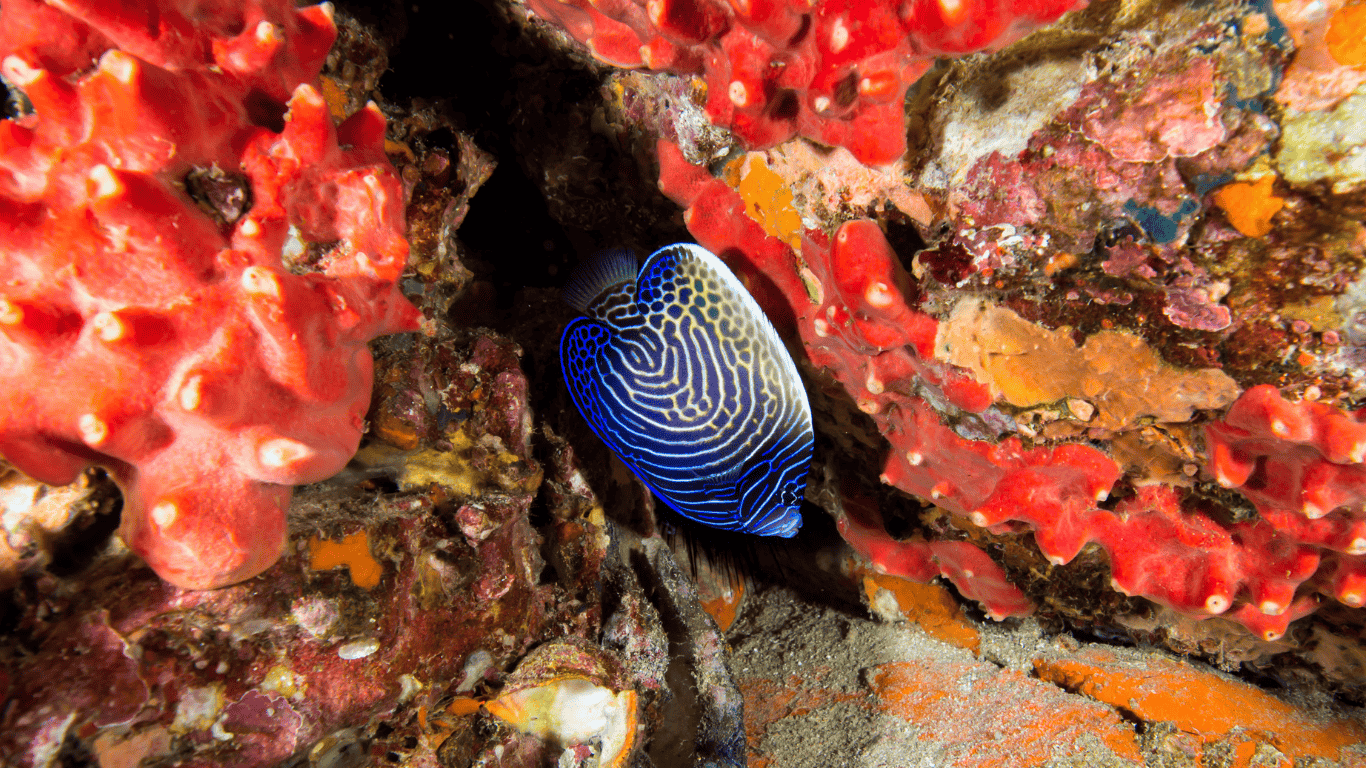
[726,155,804,250]
[308,531,383,589]
[1212,175,1285,237]
[1327,3,1366,66]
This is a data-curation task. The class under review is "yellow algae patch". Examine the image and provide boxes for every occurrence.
[1327,3,1366,66]
[1279,295,1343,331]
[1212,175,1285,236]
[259,664,302,698]
[353,427,542,497]
[308,531,382,589]
[170,684,225,734]
[399,445,540,495]
[725,154,804,249]
[318,76,349,120]
[935,300,1241,431]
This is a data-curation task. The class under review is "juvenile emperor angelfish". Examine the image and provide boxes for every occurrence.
[559,244,814,537]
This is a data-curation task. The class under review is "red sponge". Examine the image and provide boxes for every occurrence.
[0,0,419,588]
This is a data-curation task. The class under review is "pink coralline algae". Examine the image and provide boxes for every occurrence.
[954,51,1240,248]
[1079,58,1228,164]
[524,0,1085,165]
[940,34,1277,333]
[0,0,419,588]
[658,139,1366,640]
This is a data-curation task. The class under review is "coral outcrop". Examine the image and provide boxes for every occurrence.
[6,0,1366,762]
[0,330,647,767]
[522,0,1084,164]
[0,0,419,588]
[1206,386,1366,607]
[659,136,1366,640]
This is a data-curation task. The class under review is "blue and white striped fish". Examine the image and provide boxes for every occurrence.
[560,244,814,537]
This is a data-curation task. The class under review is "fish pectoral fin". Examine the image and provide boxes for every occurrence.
[695,463,744,499]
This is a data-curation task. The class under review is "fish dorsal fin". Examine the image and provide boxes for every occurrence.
[562,249,640,314]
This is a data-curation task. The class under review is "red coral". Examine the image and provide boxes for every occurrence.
[658,140,1366,639]
[1209,386,1366,509]
[837,490,1035,619]
[0,0,419,589]
[1206,386,1366,582]
[527,0,1084,165]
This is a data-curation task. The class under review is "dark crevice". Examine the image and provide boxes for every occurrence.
[344,0,582,306]
[46,484,122,578]
[243,88,287,132]
[664,498,864,616]
[1,76,32,120]
[184,166,252,231]
[769,88,800,122]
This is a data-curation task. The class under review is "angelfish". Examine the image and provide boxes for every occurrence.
[560,244,814,537]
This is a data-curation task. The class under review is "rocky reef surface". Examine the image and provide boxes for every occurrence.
[2,0,1366,765]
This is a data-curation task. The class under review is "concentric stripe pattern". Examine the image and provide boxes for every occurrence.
[560,244,813,537]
